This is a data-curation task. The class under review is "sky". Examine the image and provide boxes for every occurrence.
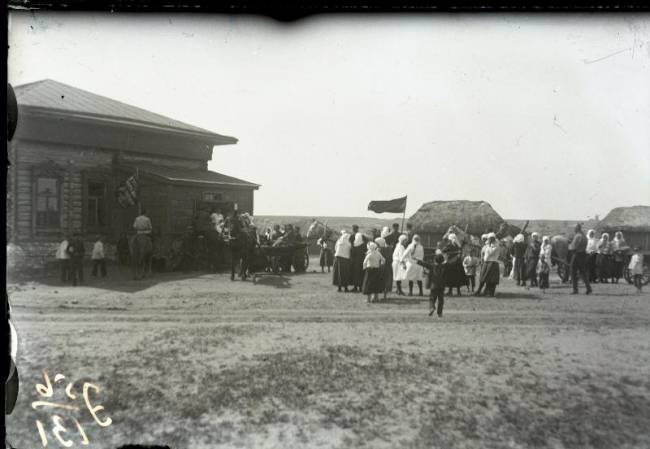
[8,12,650,220]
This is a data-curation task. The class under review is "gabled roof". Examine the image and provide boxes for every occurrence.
[13,79,237,144]
[120,163,260,189]
[597,206,650,232]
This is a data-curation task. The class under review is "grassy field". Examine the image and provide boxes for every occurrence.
[6,260,650,449]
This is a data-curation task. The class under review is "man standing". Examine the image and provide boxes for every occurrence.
[405,223,415,245]
[56,233,70,283]
[569,223,592,295]
[384,223,400,248]
[66,232,85,286]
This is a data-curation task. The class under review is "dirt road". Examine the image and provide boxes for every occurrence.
[6,264,650,449]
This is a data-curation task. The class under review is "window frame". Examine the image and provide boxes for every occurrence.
[82,170,112,235]
[31,163,64,235]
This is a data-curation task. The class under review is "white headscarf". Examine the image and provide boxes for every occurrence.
[398,234,408,245]
[412,234,421,244]
[448,233,457,243]
[380,226,390,239]
[601,232,610,241]
[367,242,378,253]
[587,229,596,239]
[531,232,539,240]
[375,237,387,248]
[354,232,365,246]
[514,233,525,243]
[542,236,550,244]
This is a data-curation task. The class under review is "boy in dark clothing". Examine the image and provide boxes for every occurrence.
[66,233,85,286]
[417,254,446,318]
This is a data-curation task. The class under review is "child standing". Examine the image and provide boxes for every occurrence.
[629,247,644,294]
[462,251,479,293]
[362,242,385,303]
[91,235,107,278]
[538,255,550,292]
[318,237,334,273]
[56,234,70,283]
[417,254,446,318]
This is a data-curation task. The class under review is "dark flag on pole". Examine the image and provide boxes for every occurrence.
[367,196,407,214]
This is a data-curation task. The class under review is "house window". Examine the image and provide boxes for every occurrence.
[202,192,223,202]
[35,177,60,228]
[86,181,107,228]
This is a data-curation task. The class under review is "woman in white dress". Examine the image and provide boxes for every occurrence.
[402,234,425,296]
[392,234,408,296]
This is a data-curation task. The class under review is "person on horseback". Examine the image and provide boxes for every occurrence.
[132,208,153,279]
[134,209,152,235]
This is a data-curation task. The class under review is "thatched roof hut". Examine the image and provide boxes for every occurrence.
[409,200,505,247]
[596,205,650,251]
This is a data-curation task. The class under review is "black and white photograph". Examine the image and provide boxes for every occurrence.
[5,10,650,449]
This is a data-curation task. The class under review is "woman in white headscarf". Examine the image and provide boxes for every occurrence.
[596,232,612,283]
[477,233,501,296]
[611,231,628,283]
[333,230,352,292]
[375,237,393,299]
[442,233,466,296]
[401,234,425,296]
[512,233,527,286]
[538,236,552,290]
[392,234,408,295]
[362,242,386,303]
[349,225,367,292]
[586,229,598,283]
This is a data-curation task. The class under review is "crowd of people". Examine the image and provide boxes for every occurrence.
[329,222,646,317]
[329,223,510,317]
[507,225,644,295]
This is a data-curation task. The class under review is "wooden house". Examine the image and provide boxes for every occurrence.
[7,79,259,268]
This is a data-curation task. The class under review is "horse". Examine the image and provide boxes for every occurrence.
[306,219,336,242]
[129,233,153,280]
[550,235,571,283]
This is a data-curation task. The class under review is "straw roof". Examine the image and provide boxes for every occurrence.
[597,205,650,233]
[409,200,505,235]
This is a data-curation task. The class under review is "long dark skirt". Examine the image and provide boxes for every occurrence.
[362,267,384,294]
[332,256,352,287]
[525,258,538,283]
[350,245,365,288]
[320,248,334,267]
[513,257,526,283]
[596,254,611,281]
[379,247,393,293]
[539,271,549,289]
[479,261,500,285]
[444,259,466,288]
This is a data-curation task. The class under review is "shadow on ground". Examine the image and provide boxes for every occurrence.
[7,262,222,294]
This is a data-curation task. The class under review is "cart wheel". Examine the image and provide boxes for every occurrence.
[304,249,310,270]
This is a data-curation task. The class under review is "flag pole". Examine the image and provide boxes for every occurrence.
[136,167,142,215]
[400,196,407,233]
